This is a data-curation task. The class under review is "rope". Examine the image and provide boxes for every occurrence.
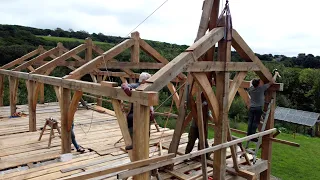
[151,81,185,157]
[125,0,169,37]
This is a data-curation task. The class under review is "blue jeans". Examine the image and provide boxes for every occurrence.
[71,123,79,150]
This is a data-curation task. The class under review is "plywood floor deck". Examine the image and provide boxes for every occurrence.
[0,103,256,180]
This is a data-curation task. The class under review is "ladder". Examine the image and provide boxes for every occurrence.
[245,99,274,164]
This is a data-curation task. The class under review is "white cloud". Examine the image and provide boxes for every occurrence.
[0,0,319,56]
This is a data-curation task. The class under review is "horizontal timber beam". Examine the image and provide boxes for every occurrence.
[230,80,283,91]
[186,62,260,72]
[0,69,158,106]
[117,128,276,179]
[101,62,165,69]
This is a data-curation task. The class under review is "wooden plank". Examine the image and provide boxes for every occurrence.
[186,62,260,72]
[131,32,140,63]
[68,91,83,131]
[0,75,3,106]
[139,28,224,92]
[139,39,187,80]
[195,0,215,41]
[111,99,133,160]
[268,137,300,147]
[167,83,180,109]
[39,83,45,104]
[137,52,195,92]
[196,87,208,180]
[12,46,59,71]
[187,27,224,59]
[117,129,276,179]
[260,91,276,180]
[100,62,165,69]
[232,29,273,83]
[60,88,71,154]
[96,75,103,106]
[27,80,37,132]
[132,103,150,179]
[213,30,231,179]
[66,39,134,80]
[192,73,219,122]
[100,81,118,87]
[168,84,188,157]
[85,38,93,62]
[164,169,190,180]
[1,47,40,69]
[0,69,158,106]
[63,154,175,180]
[228,72,247,110]
[33,44,87,74]
[92,44,135,77]
[232,80,283,91]
[237,88,250,108]
[9,76,18,115]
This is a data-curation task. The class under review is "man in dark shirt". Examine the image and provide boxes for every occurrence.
[247,73,278,137]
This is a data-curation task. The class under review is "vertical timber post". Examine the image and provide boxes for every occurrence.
[97,75,103,106]
[60,88,72,154]
[133,103,150,179]
[213,25,231,180]
[260,91,276,180]
[9,76,18,116]
[0,75,3,106]
[27,80,37,132]
[39,83,45,104]
[131,31,140,64]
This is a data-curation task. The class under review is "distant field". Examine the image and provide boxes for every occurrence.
[37,35,113,46]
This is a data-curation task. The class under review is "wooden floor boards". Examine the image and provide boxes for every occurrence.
[0,103,255,179]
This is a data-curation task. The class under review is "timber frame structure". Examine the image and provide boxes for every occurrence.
[0,1,287,180]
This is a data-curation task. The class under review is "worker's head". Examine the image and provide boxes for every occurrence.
[252,78,260,88]
[139,72,151,84]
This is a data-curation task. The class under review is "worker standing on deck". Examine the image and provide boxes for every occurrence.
[246,72,279,139]
[71,122,85,153]
[121,72,155,138]
[185,95,212,160]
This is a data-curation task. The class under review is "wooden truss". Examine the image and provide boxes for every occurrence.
[0,0,286,179]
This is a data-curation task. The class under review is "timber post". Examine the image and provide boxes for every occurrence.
[60,87,72,154]
[132,103,150,179]
[27,80,37,132]
[0,74,4,106]
[9,76,18,116]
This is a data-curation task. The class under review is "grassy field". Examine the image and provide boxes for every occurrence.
[37,35,113,46]
[209,122,320,180]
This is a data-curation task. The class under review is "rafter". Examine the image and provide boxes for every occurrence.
[1,46,41,69]
[32,44,87,74]
[65,39,134,80]
[12,46,60,71]
[137,27,224,92]
[232,29,273,83]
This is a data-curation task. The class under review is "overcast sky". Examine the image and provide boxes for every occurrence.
[0,0,318,57]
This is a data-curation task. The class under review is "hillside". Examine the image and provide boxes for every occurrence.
[0,25,320,179]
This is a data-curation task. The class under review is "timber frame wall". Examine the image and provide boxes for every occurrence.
[0,0,284,179]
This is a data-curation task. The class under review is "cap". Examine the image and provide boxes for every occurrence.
[139,72,151,83]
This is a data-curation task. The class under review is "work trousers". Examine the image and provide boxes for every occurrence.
[247,106,263,136]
